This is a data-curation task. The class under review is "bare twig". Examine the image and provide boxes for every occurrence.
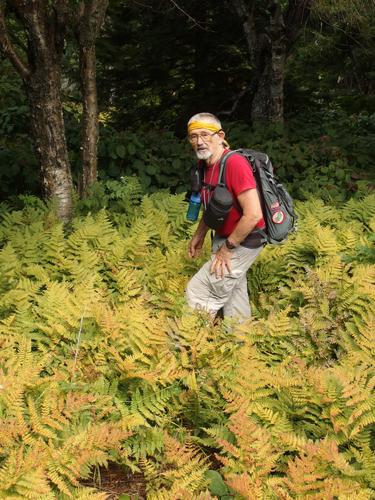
[131,0,174,12]
[168,0,206,30]
[218,85,253,117]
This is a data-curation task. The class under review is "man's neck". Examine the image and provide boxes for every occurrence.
[206,146,225,166]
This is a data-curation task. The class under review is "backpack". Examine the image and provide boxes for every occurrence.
[215,149,297,245]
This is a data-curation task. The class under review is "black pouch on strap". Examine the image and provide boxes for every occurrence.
[203,186,233,230]
[203,152,234,230]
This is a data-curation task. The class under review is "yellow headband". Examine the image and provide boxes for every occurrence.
[187,121,221,134]
[187,120,230,148]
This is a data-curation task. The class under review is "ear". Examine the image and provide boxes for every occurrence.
[218,129,228,146]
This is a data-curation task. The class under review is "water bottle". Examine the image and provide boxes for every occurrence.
[186,192,201,222]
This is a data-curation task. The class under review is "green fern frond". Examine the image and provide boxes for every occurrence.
[147,192,193,240]
[0,246,22,303]
[341,194,375,227]
[129,385,179,426]
[295,198,340,226]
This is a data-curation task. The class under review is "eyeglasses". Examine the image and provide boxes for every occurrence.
[187,131,220,144]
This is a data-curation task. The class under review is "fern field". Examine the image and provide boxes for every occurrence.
[0,185,374,499]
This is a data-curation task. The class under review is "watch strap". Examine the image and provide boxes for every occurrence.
[225,238,236,250]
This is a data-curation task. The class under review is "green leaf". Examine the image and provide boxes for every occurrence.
[335,168,346,180]
[205,470,230,496]
[108,161,120,177]
[140,174,151,187]
[116,144,126,159]
[128,143,137,155]
[146,164,157,175]
[276,167,285,177]
[109,147,118,159]
[132,159,144,172]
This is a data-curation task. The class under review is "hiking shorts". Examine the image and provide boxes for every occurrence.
[185,235,263,320]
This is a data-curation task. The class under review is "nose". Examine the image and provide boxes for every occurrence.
[196,135,204,145]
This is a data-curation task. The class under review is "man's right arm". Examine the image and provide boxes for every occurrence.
[188,217,209,258]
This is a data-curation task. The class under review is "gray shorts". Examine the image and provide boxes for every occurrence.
[185,235,263,320]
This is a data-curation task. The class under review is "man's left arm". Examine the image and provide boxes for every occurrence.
[210,188,263,278]
[226,188,263,246]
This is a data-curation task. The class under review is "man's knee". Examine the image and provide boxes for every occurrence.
[185,275,218,315]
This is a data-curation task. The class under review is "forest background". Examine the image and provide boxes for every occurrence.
[0,0,374,499]
[0,0,374,210]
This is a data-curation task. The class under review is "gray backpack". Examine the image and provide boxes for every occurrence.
[213,149,297,245]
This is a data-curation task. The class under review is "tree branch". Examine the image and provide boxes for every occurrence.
[0,2,30,79]
[218,84,253,117]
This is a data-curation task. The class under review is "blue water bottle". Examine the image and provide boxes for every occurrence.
[186,192,201,222]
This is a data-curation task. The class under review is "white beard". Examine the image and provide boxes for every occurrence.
[195,148,212,160]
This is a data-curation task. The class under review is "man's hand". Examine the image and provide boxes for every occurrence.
[188,234,205,258]
[210,244,233,279]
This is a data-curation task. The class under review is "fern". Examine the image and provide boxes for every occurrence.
[0,338,135,498]
[212,409,283,498]
[144,432,210,497]
[0,193,374,497]
[341,194,375,227]
[281,438,373,498]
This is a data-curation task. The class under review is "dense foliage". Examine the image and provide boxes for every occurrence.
[0,181,374,497]
[1,105,374,200]
[0,0,374,200]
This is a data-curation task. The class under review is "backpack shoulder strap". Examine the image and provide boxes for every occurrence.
[218,149,247,212]
[217,150,240,186]
[218,148,261,185]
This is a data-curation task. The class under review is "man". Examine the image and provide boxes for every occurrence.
[185,112,266,320]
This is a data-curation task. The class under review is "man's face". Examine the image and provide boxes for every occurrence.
[188,127,225,161]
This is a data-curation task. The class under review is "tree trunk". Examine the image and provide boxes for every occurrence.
[249,32,271,123]
[230,0,287,125]
[251,4,286,124]
[26,66,73,221]
[268,3,286,123]
[76,0,108,197]
[0,2,73,221]
[79,43,99,196]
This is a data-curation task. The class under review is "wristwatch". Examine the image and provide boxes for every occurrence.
[225,239,237,250]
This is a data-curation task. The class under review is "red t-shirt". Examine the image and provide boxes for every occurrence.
[201,151,265,237]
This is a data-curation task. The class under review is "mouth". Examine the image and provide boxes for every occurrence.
[195,147,212,160]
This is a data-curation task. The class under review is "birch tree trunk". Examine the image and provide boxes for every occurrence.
[27,64,74,221]
[0,1,73,221]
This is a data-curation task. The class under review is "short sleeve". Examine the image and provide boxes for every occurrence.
[225,153,256,197]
